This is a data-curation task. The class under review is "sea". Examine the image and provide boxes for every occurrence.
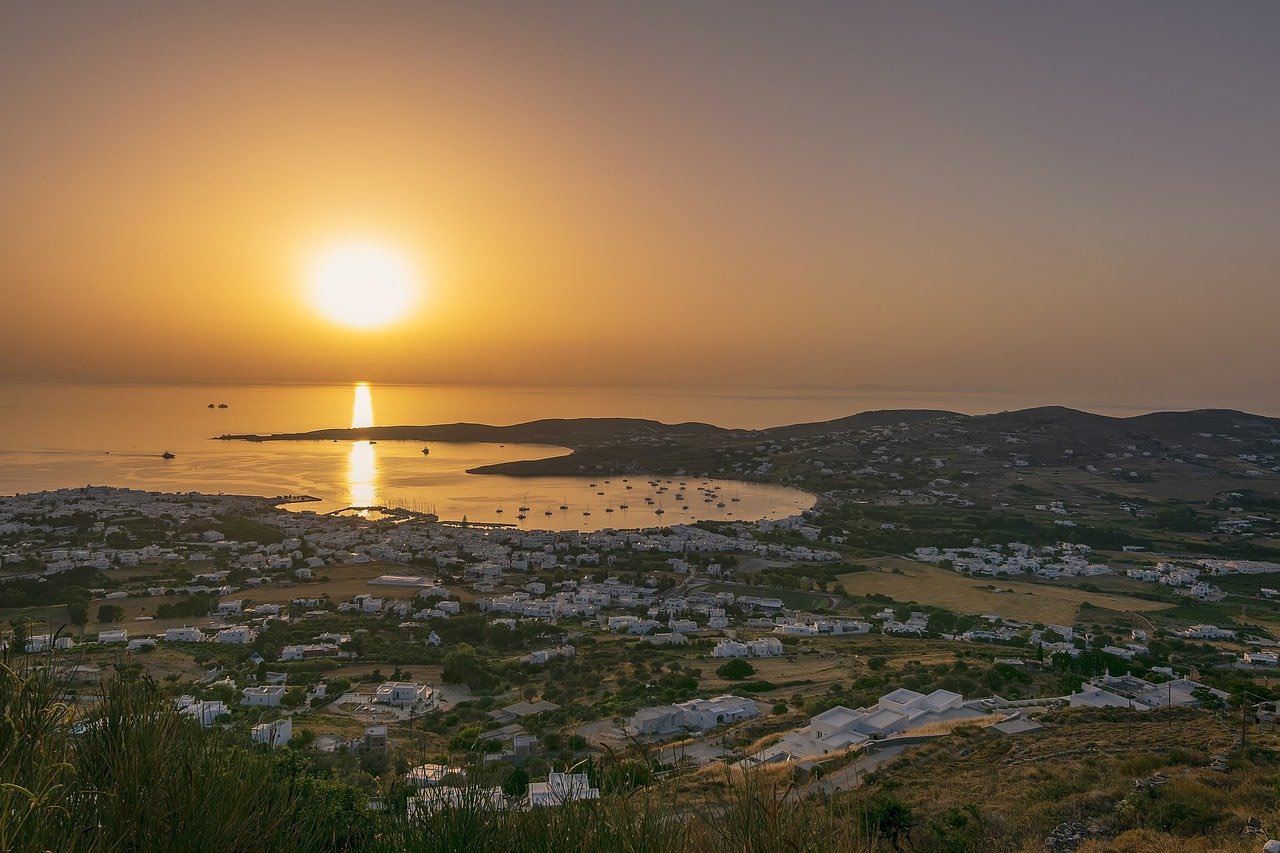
[0,381,1220,531]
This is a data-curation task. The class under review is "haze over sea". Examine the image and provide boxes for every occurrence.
[0,381,1262,531]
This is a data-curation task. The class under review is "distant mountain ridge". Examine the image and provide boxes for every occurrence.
[218,405,1280,445]
[216,405,1280,478]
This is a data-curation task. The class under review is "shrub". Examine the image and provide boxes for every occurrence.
[97,604,125,624]
[715,659,756,680]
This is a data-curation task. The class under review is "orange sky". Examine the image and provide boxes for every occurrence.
[2,2,1279,408]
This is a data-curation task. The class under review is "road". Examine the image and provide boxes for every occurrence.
[800,745,908,798]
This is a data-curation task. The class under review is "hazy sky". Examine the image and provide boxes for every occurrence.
[2,1,1279,408]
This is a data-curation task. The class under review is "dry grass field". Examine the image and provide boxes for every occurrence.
[838,558,1171,625]
[219,561,422,607]
[857,706,1273,852]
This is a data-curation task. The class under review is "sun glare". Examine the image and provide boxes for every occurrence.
[306,242,418,329]
[351,382,374,429]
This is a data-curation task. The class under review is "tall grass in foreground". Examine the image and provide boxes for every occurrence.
[0,650,878,852]
[375,773,878,853]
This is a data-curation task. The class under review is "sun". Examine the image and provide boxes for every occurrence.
[306,241,419,329]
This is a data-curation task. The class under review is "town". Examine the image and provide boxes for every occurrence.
[4,459,1280,849]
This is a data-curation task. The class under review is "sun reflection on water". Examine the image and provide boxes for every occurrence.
[348,440,376,507]
[348,383,376,507]
[351,382,374,429]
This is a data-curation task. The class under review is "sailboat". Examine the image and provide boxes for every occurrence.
[518,495,530,512]
[161,450,175,460]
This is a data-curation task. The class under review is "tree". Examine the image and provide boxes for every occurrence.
[282,687,308,709]
[865,796,917,853]
[441,644,497,691]
[97,604,125,624]
[206,683,236,704]
[715,658,755,680]
[502,767,529,797]
[67,603,89,629]
[9,619,29,653]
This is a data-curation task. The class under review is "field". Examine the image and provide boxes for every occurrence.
[838,558,1172,625]
[697,581,836,611]
[219,562,422,607]
[853,706,1271,852]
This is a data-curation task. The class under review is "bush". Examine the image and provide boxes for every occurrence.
[97,604,125,624]
[715,659,756,680]
[736,681,778,693]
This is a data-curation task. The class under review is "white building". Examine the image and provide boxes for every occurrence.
[406,764,467,788]
[241,685,286,707]
[164,626,206,643]
[176,697,229,727]
[744,687,975,767]
[24,635,75,653]
[527,772,600,807]
[712,640,749,658]
[407,786,504,819]
[374,681,432,707]
[215,626,256,644]
[629,695,757,735]
[251,717,293,748]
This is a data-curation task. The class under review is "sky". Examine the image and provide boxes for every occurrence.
[2,1,1279,409]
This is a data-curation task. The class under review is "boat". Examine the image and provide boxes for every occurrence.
[517,513,527,520]
[731,496,740,502]
[619,503,629,509]
[422,447,430,455]
[682,505,689,510]
[582,509,591,516]
[161,451,175,459]
[207,403,215,409]
[217,403,228,409]
[544,510,553,516]
[654,507,665,515]
[496,507,504,514]
[716,502,726,508]
[605,507,614,513]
